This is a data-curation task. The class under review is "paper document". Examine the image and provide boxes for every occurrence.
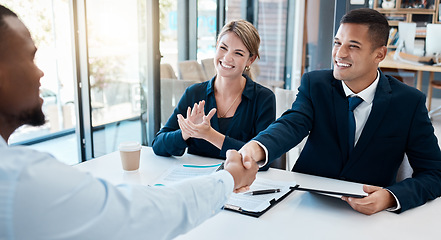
[154,163,222,186]
[225,178,296,212]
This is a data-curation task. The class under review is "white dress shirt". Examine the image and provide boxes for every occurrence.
[0,137,233,240]
[341,71,379,146]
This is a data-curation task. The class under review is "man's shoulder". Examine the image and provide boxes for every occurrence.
[300,69,335,88]
[383,74,424,98]
[0,146,55,175]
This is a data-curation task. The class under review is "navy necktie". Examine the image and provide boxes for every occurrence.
[348,96,363,154]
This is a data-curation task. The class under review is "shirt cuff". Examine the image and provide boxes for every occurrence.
[384,188,401,212]
[251,140,269,168]
[214,170,235,194]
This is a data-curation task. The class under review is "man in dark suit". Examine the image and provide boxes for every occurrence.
[231,8,441,215]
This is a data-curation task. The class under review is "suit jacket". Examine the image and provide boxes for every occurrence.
[254,69,441,213]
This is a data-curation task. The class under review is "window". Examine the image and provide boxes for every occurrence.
[160,0,178,73]
[197,0,217,61]
[85,0,144,157]
[255,0,289,89]
[4,0,78,164]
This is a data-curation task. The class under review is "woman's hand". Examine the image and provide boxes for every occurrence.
[177,108,217,140]
[177,100,217,140]
[187,100,206,124]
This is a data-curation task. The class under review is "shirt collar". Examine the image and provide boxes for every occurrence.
[342,70,379,104]
[207,74,254,100]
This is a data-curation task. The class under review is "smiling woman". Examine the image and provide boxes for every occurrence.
[152,19,276,160]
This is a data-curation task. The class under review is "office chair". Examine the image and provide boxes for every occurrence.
[272,87,307,170]
[201,58,216,80]
[396,155,413,182]
[178,60,206,82]
[160,78,199,126]
[160,63,177,80]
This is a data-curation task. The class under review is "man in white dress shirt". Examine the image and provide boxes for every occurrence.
[0,5,258,240]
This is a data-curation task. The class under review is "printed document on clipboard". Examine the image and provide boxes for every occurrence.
[224,178,297,218]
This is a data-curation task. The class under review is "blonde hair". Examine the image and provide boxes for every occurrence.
[217,19,260,77]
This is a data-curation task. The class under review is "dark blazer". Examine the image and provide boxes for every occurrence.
[152,74,275,159]
[254,69,441,213]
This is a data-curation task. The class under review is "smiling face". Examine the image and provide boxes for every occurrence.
[214,32,256,80]
[0,16,45,138]
[332,23,386,91]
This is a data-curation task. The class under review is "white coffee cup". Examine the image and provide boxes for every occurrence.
[119,141,141,171]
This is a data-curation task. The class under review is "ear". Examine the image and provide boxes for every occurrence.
[247,54,257,66]
[374,46,387,63]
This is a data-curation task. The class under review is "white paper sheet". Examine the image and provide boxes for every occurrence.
[226,178,296,212]
[153,163,222,186]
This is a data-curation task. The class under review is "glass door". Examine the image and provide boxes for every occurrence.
[158,0,180,127]
[85,0,145,157]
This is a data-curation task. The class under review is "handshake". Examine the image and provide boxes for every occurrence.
[223,149,259,192]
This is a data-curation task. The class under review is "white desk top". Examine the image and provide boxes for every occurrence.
[74,147,441,240]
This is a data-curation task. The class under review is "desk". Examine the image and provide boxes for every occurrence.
[380,53,441,110]
[74,147,441,240]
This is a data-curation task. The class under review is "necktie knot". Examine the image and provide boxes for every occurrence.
[348,96,363,112]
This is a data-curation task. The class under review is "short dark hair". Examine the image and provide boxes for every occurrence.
[340,8,389,50]
[0,5,18,52]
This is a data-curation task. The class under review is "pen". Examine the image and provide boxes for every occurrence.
[248,189,281,195]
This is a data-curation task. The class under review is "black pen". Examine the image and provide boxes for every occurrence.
[247,189,281,195]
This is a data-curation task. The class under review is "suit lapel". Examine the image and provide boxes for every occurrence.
[342,71,392,174]
[332,79,350,164]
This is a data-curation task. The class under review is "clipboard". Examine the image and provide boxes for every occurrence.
[223,181,367,218]
[290,186,367,198]
[223,184,299,218]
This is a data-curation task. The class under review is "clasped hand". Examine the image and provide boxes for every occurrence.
[177,100,217,140]
[224,150,258,192]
